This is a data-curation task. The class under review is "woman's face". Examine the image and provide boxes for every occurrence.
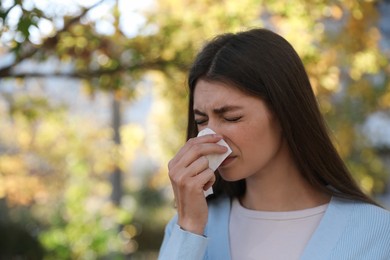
[193,79,288,182]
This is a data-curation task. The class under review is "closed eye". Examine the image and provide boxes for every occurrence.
[195,119,208,125]
[225,116,242,122]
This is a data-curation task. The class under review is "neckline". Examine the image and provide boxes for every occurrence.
[232,198,329,220]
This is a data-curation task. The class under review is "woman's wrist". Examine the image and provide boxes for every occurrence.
[179,219,206,236]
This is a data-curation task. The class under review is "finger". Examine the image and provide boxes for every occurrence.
[194,168,215,191]
[186,156,209,177]
[169,134,223,170]
[179,142,228,169]
[172,167,214,194]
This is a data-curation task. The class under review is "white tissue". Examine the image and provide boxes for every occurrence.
[197,128,232,197]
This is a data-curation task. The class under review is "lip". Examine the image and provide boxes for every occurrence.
[220,156,236,167]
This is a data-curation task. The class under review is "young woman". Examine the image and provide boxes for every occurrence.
[158,28,390,260]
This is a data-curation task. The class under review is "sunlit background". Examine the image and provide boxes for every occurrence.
[1,0,390,259]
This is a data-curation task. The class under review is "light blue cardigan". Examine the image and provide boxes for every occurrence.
[159,196,390,259]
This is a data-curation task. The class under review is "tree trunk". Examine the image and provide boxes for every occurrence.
[110,91,122,206]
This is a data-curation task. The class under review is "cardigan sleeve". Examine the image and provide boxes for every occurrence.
[158,215,208,260]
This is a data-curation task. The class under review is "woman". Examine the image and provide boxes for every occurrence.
[158,28,390,260]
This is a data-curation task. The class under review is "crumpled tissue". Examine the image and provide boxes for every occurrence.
[197,128,232,197]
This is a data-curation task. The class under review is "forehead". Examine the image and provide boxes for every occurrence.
[193,80,255,109]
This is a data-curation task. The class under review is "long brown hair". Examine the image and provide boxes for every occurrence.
[187,28,378,205]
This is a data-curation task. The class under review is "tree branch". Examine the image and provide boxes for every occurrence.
[1,60,188,79]
[0,0,106,77]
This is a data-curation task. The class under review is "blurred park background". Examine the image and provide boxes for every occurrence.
[1,0,390,259]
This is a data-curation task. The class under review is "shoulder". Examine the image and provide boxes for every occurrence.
[326,197,390,258]
[354,200,390,217]
[345,198,390,226]
[290,197,390,259]
[330,197,390,249]
[352,200,390,231]
[332,197,390,228]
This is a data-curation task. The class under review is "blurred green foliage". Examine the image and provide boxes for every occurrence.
[0,0,389,258]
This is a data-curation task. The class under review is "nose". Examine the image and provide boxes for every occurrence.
[204,122,232,149]
[205,120,224,136]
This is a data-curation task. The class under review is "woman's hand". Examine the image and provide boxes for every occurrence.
[168,134,228,235]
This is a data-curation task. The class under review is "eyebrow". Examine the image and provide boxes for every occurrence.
[194,105,243,116]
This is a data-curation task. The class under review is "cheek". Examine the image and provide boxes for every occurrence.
[242,121,267,142]
[227,124,253,145]
[239,121,279,154]
[233,125,263,154]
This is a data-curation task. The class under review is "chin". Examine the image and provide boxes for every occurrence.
[218,171,243,182]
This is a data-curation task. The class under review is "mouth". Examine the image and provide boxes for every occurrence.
[220,156,236,167]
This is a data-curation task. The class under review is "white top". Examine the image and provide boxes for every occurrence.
[229,198,328,260]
